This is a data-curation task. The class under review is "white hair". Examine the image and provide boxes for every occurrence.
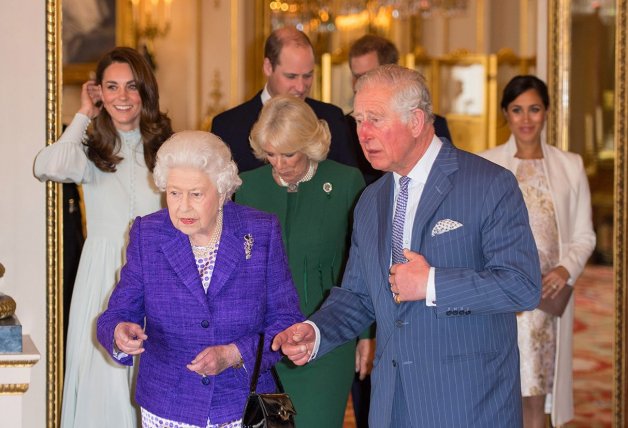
[153,130,242,199]
[355,64,434,125]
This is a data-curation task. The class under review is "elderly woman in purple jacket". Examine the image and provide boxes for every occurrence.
[97,130,304,428]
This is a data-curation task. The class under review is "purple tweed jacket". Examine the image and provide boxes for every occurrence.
[97,201,304,426]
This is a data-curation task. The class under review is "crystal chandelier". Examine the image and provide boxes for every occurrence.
[268,0,470,29]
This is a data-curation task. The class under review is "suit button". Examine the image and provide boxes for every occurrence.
[395,320,403,327]
[446,310,452,316]
[392,360,397,367]
[201,377,210,385]
[466,309,472,315]
[452,310,459,315]
[201,320,209,328]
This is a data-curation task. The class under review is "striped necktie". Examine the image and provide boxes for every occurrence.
[391,176,410,264]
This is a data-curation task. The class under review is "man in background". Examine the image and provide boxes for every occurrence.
[211,26,355,172]
[347,34,452,184]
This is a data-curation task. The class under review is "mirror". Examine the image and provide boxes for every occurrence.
[548,0,626,425]
[45,0,627,426]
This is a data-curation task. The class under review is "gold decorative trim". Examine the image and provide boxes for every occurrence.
[45,1,62,427]
[547,0,571,151]
[0,383,29,395]
[0,360,40,368]
[614,1,627,426]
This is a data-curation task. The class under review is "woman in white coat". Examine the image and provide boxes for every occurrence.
[480,75,596,428]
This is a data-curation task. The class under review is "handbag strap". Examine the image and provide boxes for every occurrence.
[248,333,286,394]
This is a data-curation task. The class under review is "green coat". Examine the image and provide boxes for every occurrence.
[236,160,365,428]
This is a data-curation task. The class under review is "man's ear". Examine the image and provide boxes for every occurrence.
[409,108,426,137]
[263,58,273,78]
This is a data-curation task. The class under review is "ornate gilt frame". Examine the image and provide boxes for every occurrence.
[45,1,628,426]
[45,1,61,426]
[612,0,628,425]
[548,0,627,425]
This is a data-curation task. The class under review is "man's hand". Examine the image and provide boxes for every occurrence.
[113,322,147,355]
[187,344,241,376]
[272,323,316,366]
[355,338,375,380]
[389,249,430,303]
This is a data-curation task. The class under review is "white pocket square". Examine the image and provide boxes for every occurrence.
[431,219,463,237]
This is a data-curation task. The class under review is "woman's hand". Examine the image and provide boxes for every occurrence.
[113,322,147,355]
[542,265,571,299]
[187,344,242,377]
[78,80,103,119]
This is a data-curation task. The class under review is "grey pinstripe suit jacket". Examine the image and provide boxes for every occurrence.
[310,140,541,428]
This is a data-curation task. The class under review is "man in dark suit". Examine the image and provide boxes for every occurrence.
[273,65,541,427]
[211,26,355,172]
[347,34,452,185]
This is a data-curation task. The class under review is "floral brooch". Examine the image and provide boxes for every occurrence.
[244,234,254,260]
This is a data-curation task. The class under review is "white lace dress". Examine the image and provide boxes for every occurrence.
[515,158,558,397]
[34,113,162,428]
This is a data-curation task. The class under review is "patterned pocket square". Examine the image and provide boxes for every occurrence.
[431,219,463,237]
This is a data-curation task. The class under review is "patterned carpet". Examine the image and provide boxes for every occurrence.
[343,264,614,428]
[565,264,613,427]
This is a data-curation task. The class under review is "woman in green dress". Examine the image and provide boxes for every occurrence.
[235,95,365,427]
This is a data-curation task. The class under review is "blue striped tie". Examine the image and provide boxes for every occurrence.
[391,176,410,264]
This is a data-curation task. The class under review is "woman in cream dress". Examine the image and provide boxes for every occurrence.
[34,47,172,428]
[481,75,596,428]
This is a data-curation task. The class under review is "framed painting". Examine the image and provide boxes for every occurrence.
[62,0,135,84]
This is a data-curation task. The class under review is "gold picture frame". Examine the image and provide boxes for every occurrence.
[62,0,135,84]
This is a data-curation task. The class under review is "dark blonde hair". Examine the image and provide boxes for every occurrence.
[87,47,173,172]
[249,95,330,162]
[264,26,314,69]
[349,34,399,65]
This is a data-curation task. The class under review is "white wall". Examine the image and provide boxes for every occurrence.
[0,0,47,427]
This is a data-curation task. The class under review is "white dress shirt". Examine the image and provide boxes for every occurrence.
[307,136,443,360]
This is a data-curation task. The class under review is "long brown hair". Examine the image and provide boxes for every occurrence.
[86,47,173,172]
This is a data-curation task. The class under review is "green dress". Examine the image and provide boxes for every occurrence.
[236,160,365,428]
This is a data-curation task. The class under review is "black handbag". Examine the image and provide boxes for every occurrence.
[242,334,297,428]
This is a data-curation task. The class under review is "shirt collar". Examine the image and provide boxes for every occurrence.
[261,85,272,104]
[393,135,443,186]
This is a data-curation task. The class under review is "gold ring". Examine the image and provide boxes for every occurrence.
[394,294,401,304]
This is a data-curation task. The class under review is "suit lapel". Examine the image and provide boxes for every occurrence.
[412,142,458,250]
[207,202,242,300]
[377,174,395,283]
[161,217,209,309]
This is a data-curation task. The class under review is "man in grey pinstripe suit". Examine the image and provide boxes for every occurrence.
[273,64,541,427]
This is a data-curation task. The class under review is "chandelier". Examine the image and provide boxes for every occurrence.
[268,0,470,31]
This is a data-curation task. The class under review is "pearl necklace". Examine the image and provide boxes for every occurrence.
[190,208,223,249]
[276,161,316,193]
